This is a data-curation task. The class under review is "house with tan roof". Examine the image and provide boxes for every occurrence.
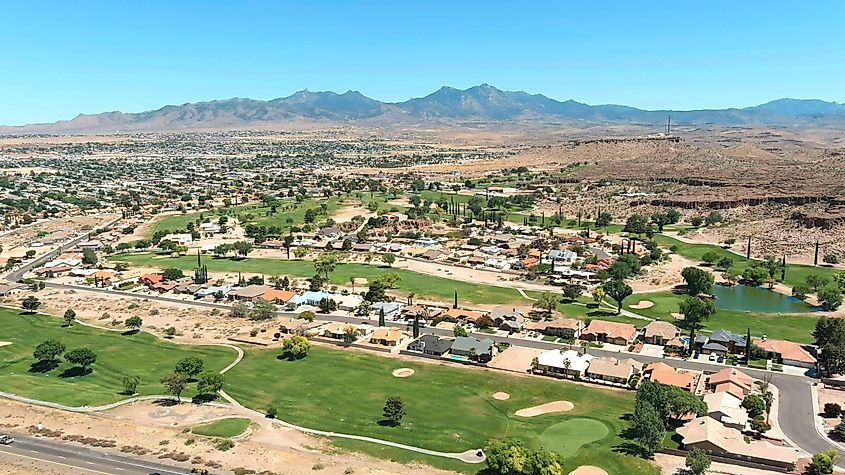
[586,357,643,385]
[369,327,410,347]
[581,320,638,346]
[444,308,486,324]
[644,362,699,392]
[527,317,583,339]
[642,321,680,346]
[229,285,271,301]
[754,338,817,370]
[706,368,753,399]
[702,391,747,430]
[677,416,798,470]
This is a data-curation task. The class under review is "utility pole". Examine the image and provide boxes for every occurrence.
[814,241,820,266]
[667,115,671,135]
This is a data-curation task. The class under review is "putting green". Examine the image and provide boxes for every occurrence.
[539,418,610,457]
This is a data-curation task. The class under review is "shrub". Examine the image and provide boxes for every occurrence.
[824,403,842,418]
[215,439,234,451]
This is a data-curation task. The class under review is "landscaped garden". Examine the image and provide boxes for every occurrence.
[0,308,238,406]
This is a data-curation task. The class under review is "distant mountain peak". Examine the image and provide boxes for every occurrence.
[2,84,844,133]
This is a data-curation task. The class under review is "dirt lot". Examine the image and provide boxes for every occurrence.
[0,399,454,475]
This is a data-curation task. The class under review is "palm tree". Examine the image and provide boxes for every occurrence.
[563,358,571,378]
[350,276,356,293]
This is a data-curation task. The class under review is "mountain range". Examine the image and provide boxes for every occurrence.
[3,84,845,134]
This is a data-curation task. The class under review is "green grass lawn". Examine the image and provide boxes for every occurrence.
[654,234,839,289]
[110,253,530,305]
[624,291,819,343]
[223,344,657,475]
[148,197,344,237]
[0,308,238,406]
[191,417,251,438]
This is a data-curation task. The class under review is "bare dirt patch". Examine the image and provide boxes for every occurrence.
[568,466,608,475]
[492,392,510,401]
[515,401,574,417]
[392,368,415,378]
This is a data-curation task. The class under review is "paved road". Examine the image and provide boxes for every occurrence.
[0,433,192,474]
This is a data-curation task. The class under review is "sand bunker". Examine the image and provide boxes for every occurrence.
[629,300,654,309]
[0,342,11,347]
[568,466,608,475]
[671,312,685,320]
[515,401,574,417]
[392,368,415,378]
[493,392,510,400]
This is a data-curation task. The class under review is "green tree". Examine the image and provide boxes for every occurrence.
[701,251,719,265]
[233,240,253,258]
[809,450,836,475]
[632,400,665,456]
[313,252,338,280]
[21,296,41,313]
[250,298,276,320]
[741,394,766,419]
[592,287,605,305]
[342,327,359,345]
[603,279,632,314]
[161,372,188,403]
[65,347,97,370]
[485,439,528,475]
[175,356,204,378]
[525,449,563,475]
[750,417,771,434]
[63,309,76,326]
[681,267,714,296]
[33,339,66,363]
[685,447,711,475]
[293,246,308,259]
[162,267,184,281]
[454,324,468,337]
[382,396,406,426]
[281,335,311,360]
[382,252,396,267]
[819,285,843,311]
[196,371,224,396]
[679,296,715,354]
[532,292,559,315]
[122,375,140,395]
[807,274,831,293]
[124,316,143,331]
[623,214,650,236]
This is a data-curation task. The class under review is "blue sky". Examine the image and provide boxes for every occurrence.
[2,0,843,124]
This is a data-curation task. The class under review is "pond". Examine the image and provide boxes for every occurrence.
[710,284,819,313]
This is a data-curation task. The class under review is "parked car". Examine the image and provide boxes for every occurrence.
[708,353,717,362]
[0,435,14,445]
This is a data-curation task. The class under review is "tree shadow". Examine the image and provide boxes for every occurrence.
[613,413,654,459]
[377,419,400,427]
[153,398,179,407]
[58,366,92,378]
[191,394,218,404]
[587,310,617,318]
[121,329,140,336]
[29,359,59,373]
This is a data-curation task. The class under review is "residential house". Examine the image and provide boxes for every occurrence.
[278,319,322,336]
[702,392,747,430]
[369,327,409,347]
[288,291,332,307]
[140,274,164,286]
[229,285,272,301]
[642,321,680,346]
[407,335,453,356]
[707,329,747,355]
[444,308,486,324]
[262,289,296,304]
[0,282,25,296]
[707,368,753,399]
[161,233,193,245]
[644,362,699,392]
[527,317,584,340]
[586,357,643,385]
[754,338,817,370]
[536,349,593,378]
[581,320,639,346]
[490,306,527,332]
[371,302,404,320]
[677,416,798,470]
[450,336,494,363]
